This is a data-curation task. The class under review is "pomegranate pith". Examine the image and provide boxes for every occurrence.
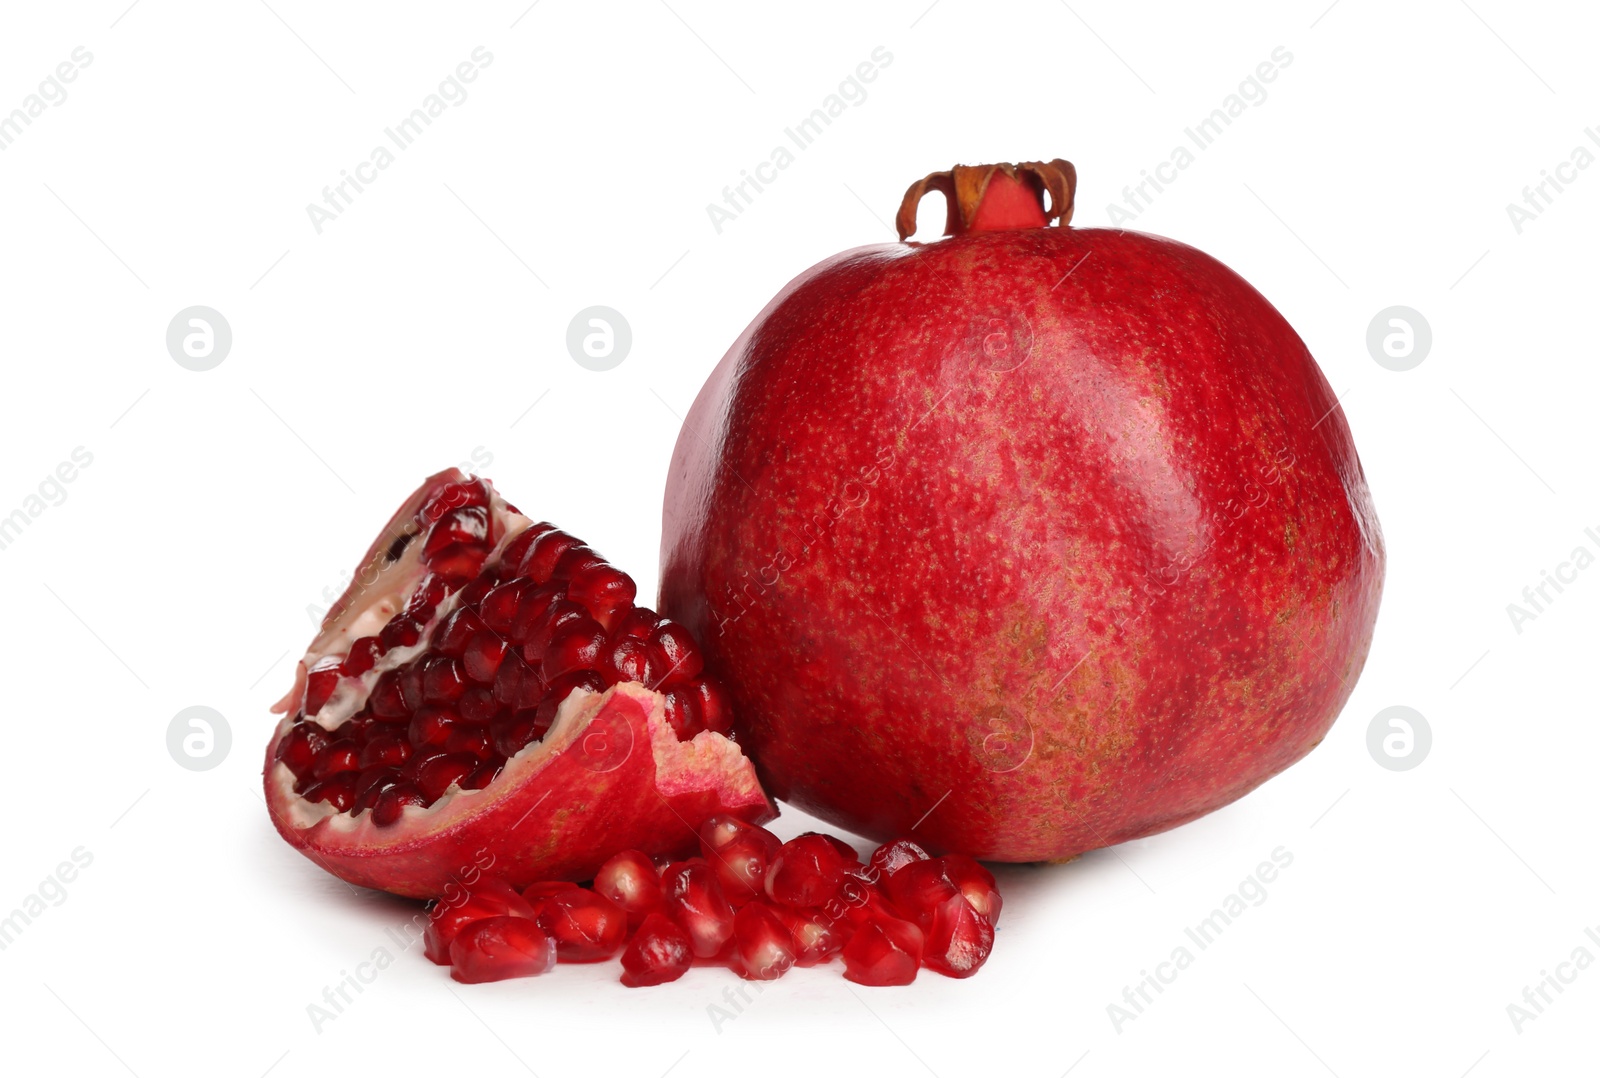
[264,470,773,898]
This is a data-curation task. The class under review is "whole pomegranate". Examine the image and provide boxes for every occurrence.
[660,160,1384,862]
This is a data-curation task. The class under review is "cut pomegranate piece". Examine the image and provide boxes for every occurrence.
[422,878,536,965]
[529,888,628,962]
[731,901,795,980]
[449,916,557,983]
[620,912,693,987]
[699,815,780,906]
[661,859,736,959]
[264,470,774,897]
[841,910,924,986]
[922,894,995,978]
[593,850,664,927]
[765,833,847,908]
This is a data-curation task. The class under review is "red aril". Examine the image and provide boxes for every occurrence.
[620,912,693,987]
[884,858,964,934]
[661,859,736,959]
[922,894,994,978]
[773,905,847,967]
[530,888,628,962]
[593,850,663,927]
[938,854,1002,928]
[842,910,924,987]
[730,901,795,980]
[449,916,557,983]
[264,470,773,897]
[868,838,930,881]
[699,815,781,905]
[423,877,536,966]
[660,159,1385,864]
[765,833,846,908]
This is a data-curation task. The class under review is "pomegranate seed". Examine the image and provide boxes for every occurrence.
[460,758,502,789]
[372,781,428,826]
[444,724,493,759]
[300,773,357,812]
[522,881,582,902]
[731,901,795,980]
[522,530,582,584]
[424,878,537,964]
[884,858,963,933]
[690,677,734,735]
[648,622,704,685]
[594,850,664,927]
[409,706,460,749]
[531,888,628,962]
[351,767,402,815]
[359,734,411,769]
[508,585,563,645]
[311,739,361,779]
[491,652,534,707]
[399,662,427,711]
[274,722,328,775]
[620,912,692,987]
[369,670,408,719]
[566,563,636,630]
[938,854,1003,927]
[660,687,704,739]
[416,752,479,801]
[304,657,342,716]
[612,606,662,640]
[342,636,383,677]
[551,544,606,581]
[449,916,556,983]
[378,612,425,651]
[541,618,606,681]
[422,480,489,521]
[804,831,862,866]
[774,905,847,966]
[842,910,924,986]
[496,525,545,575]
[457,574,496,609]
[406,575,450,615]
[698,816,780,905]
[922,894,995,978]
[424,506,490,560]
[490,709,541,758]
[765,834,846,908]
[602,637,664,687]
[479,579,533,633]
[433,607,484,658]
[422,657,467,705]
[869,838,930,881]
[661,859,736,959]
[521,599,587,658]
[458,684,500,723]
[462,631,510,683]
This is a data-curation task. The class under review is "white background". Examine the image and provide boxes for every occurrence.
[1,1,1595,1075]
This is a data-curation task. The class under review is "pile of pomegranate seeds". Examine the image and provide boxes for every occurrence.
[273,479,732,823]
[426,817,1001,986]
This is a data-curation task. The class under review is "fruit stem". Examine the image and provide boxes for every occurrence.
[895,160,1077,242]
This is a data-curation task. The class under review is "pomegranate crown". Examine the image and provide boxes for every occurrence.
[895,159,1077,242]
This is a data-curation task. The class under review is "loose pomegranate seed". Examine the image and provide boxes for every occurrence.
[699,816,780,905]
[841,909,924,986]
[937,854,1003,927]
[731,901,796,980]
[661,859,736,959]
[449,916,556,983]
[531,888,628,962]
[868,838,930,880]
[620,912,693,987]
[922,894,995,978]
[594,850,664,927]
[765,834,847,908]
[883,858,963,933]
[423,878,539,965]
[774,905,847,967]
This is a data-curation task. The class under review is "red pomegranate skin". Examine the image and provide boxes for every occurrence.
[660,225,1384,862]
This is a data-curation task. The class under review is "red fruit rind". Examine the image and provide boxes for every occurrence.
[264,470,773,898]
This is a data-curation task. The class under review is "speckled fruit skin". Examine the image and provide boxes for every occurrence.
[659,225,1384,862]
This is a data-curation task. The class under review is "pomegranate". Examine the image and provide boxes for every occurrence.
[264,470,773,897]
[661,159,1385,862]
